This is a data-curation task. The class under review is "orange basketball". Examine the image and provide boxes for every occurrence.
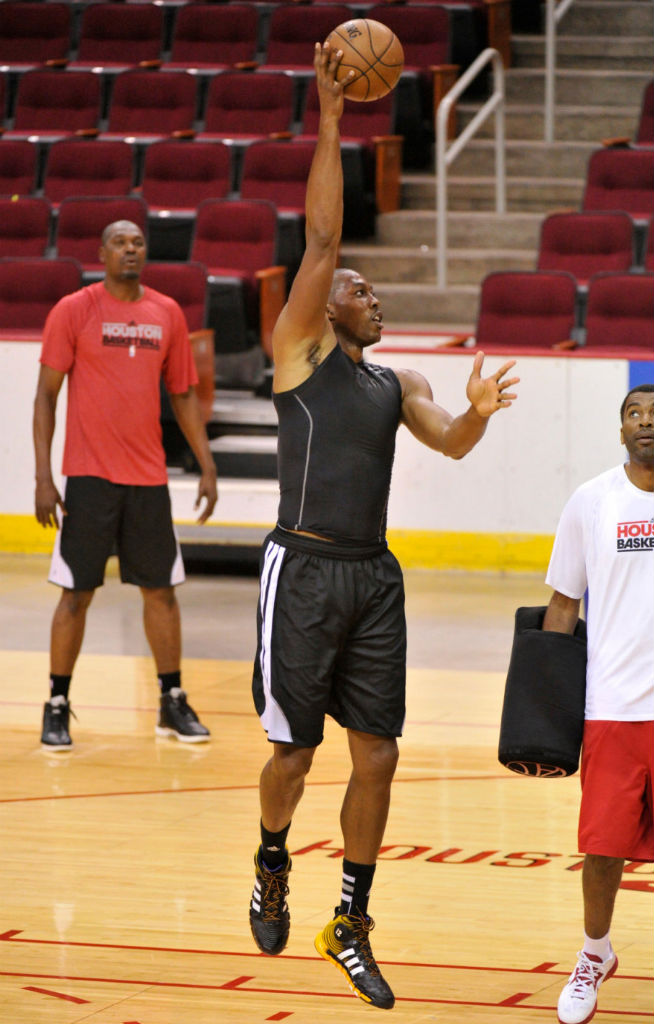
[325,19,404,102]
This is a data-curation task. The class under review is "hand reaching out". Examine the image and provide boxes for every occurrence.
[466,351,520,418]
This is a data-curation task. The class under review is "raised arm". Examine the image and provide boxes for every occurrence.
[271,42,354,393]
[397,351,519,459]
[33,364,66,527]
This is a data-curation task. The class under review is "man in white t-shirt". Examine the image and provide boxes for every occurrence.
[543,384,653,1024]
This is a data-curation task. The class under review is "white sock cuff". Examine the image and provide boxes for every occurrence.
[583,931,612,961]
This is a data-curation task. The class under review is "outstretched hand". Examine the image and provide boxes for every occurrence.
[313,40,355,116]
[466,351,519,418]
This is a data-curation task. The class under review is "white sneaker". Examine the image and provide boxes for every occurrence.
[557,950,618,1024]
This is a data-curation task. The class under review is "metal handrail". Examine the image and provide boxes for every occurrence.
[544,0,576,143]
[435,48,505,289]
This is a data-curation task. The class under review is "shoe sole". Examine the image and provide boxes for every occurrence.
[155,726,210,743]
[40,742,73,751]
[314,931,393,1009]
[557,955,619,1024]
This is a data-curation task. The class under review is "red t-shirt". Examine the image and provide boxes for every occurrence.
[40,282,198,486]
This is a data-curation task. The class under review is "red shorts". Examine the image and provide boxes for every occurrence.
[579,720,654,861]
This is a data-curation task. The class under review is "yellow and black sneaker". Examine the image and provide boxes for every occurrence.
[249,848,291,955]
[314,908,395,1010]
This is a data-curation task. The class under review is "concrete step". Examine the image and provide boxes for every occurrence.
[209,434,278,479]
[372,282,481,328]
[403,175,583,213]
[376,210,543,249]
[338,243,535,286]
[512,34,653,71]
[555,0,653,36]
[457,103,640,142]
[504,68,651,107]
[446,139,597,180]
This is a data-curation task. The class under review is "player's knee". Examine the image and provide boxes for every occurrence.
[353,735,399,784]
[141,586,177,610]
[59,588,94,615]
[272,744,316,782]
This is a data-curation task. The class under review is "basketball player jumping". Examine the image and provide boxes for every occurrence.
[248,41,519,1009]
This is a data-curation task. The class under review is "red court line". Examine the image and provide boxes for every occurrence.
[23,985,89,1004]
[3,972,650,1015]
[1,934,651,981]
[0,774,509,805]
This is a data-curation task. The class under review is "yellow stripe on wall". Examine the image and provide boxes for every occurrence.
[387,529,554,573]
[1,514,553,572]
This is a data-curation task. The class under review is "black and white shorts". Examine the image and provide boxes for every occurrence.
[49,476,185,591]
[252,528,406,748]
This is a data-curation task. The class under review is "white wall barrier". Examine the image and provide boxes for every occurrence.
[1,336,651,571]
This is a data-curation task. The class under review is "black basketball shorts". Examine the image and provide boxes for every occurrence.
[252,530,407,747]
[48,476,185,591]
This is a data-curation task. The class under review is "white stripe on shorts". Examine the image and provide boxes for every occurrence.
[258,540,293,743]
[48,523,74,589]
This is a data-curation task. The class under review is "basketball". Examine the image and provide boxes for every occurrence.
[325,19,404,102]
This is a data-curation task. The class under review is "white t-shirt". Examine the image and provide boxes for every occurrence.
[546,464,654,721]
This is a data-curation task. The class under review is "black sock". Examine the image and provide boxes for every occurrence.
[340,859,376,918]
[158,671,181,694]
[50,674,71,700]
[260,820,291,870]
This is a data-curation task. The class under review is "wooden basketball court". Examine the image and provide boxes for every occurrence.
[0,555,651,1023]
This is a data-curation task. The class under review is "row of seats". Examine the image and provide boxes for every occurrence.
[0,2,476,74]
[472,270,654,353]
[0,66,395,139]
[2,138,652,243]
[4,197,654,285]
[3,257,651,358]
[0,198,288,356]
[0,2,485,167]
[0,134,394,255]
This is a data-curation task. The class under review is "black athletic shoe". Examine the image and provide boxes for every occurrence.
[314,908,395,1009]
[155,687,210,743]
[41,695,73,750]
[249,849,291,955]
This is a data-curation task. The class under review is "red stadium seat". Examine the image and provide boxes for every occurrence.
[583,146,654,221]
[166,4,259,72]
[197,72,295,146]
[55,196,148,275]
[584,272,654,350]
[100,71,198,142]
[239,140,316,278]
[42,139,134,207]
[139,139,232,261]
[140,140,232,213]
[0,257,82,332]
[3,70,101,142]
[0,3,72,70]
[260,6,352,73]
[537,211,635,285]
[0,140,39,195]
[191,198,285,357]
[69,3,164,70]
[141,260,214,422]
[0,197,52,258]
[475,271,578,350]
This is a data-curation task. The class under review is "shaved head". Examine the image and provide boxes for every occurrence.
[329,268,360,303]
[101,220,144,246]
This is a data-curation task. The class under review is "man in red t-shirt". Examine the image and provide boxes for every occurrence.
[33,220,218,749]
